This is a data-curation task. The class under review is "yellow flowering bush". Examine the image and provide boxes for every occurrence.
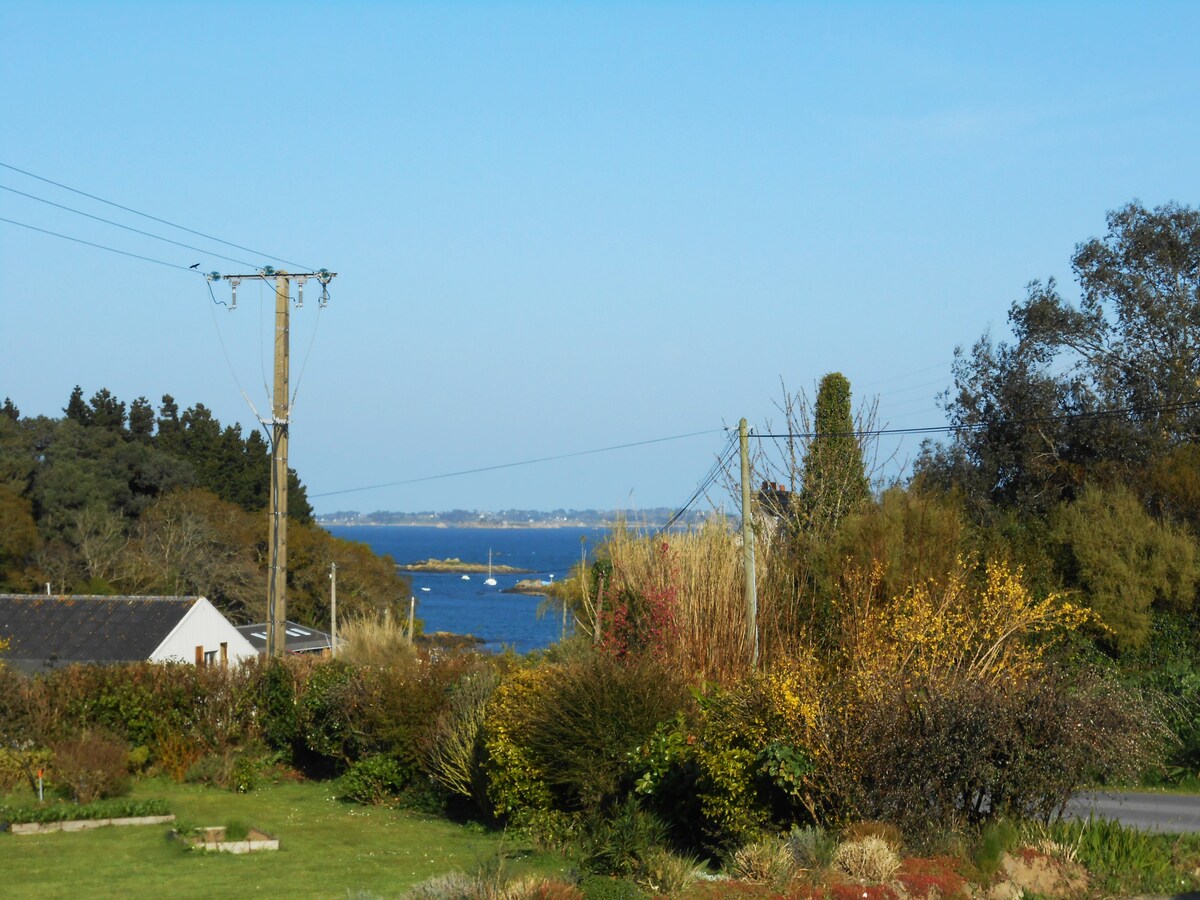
[839,556,1090,701]
[799,555,1157,831]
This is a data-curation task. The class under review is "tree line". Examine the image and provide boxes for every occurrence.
[0,388,409,627]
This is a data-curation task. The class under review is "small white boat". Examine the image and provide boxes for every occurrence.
[420,587,431,592]
[484,549,497,587]
[461,574,470,580]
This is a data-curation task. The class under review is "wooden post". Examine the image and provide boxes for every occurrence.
[740,418,758,668]
[217,269,335,659]
[329,562,338,658]
[267,272,290,658]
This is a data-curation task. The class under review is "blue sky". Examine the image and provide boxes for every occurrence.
[2,2,1197,514]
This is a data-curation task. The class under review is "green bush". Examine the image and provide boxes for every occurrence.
[258,659,301,751]
[183,754,225,786]
[576,798,667,878]
[686,677,807,851]
[290,652,479,779]
[1051,482,1200,652]
[579,875,644,900]
[341,755,410,806]
[484,665,557,820]
[126,745,151,773]
[229,752,259,793]
[518,654,689,816]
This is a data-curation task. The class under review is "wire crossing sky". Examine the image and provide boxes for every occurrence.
[2,2,1198,513]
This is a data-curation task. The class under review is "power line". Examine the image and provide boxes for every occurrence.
[755,398,1200,441]
[311,429,727,498]
[856,361,951,388]
[0,216,200,273]
[0,183,262,270]
[312,396,1200,502]
[0,161,312,271]
[658,432,739,533]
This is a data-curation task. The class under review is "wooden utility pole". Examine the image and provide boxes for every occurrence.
[739,418,758,668]
[329,562,338,659]
[268,271,290,658]
[213,268,336,658]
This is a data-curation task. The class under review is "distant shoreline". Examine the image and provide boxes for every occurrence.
[321,521,625,529]
[317,508,714,530]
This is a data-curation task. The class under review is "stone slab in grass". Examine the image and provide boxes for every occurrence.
[173,825,279,854]
[11,815,175,835]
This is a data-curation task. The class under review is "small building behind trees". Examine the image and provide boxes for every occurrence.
[0,594,257,672]
[236,620,333,656]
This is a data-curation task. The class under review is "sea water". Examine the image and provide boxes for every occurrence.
[324,525,610,653]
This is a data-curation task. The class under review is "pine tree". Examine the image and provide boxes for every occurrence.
[64,385,91,425]
[128,397,155,440]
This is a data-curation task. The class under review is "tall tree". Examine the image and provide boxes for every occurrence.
[128,397,155,440]
[87,389,126,433]
[921,201,1200,515]
[64,386,91,425]
[798,372,870,534]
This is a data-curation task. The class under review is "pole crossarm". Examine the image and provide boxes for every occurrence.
[216,271,337,280]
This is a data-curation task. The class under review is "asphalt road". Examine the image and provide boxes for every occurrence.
[1066,790,1200,833]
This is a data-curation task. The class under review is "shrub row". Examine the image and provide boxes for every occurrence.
[0,623,1165,865]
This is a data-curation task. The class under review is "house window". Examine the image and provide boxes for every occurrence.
[204,650,217,665]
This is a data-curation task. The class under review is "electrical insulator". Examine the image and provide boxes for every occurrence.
[295,276,306,309]
[229,277,241,311]
[317,269,332,308]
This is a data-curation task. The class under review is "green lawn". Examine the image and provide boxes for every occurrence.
[0,777,562,899]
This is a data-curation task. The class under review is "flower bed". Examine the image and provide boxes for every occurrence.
[1,798,172,834]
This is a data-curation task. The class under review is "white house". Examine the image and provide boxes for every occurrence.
[0,594,258,672]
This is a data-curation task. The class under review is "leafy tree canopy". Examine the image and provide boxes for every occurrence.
[0,387,402,628]
[919,201,1200,517]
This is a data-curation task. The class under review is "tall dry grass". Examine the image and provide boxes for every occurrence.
[338,614,416,668]
[599,518,763,681]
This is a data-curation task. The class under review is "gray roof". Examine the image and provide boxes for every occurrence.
[236,620,332,654]
[0,594,199,672]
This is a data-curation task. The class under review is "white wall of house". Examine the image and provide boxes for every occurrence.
[151,597,258,666]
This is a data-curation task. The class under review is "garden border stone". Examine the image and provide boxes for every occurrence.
[10,814,175,835]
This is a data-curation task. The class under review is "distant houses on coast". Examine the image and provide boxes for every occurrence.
[317,508,717,528]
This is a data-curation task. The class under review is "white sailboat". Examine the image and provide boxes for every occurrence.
[484,549,497,587]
